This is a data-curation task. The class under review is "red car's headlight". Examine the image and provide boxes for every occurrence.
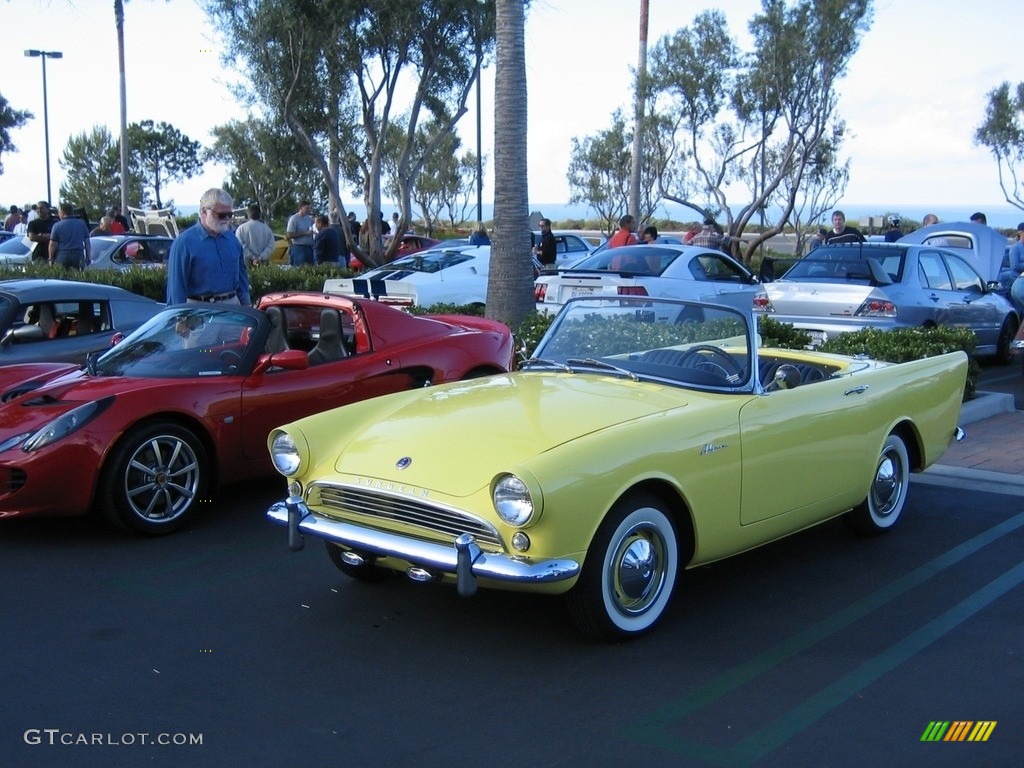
[22,398,112,452]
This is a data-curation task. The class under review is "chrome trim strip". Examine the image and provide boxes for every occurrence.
[268,499,580,587]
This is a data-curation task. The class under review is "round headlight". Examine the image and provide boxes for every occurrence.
[270,431,302,476]
[493,474,534,526]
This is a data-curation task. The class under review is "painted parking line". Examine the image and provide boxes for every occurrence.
[620,510,1024,767]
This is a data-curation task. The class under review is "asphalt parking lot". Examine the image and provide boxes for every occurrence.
[1,473,1020,768]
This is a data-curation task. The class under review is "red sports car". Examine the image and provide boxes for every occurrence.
[0,292,512,534]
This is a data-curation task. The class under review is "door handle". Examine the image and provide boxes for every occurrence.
[844,385,869,395]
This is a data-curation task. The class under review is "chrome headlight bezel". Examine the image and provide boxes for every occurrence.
[22,398,112,453]
[492,473,537,527]
[269,429,305,477]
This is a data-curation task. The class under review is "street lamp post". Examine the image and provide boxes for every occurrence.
[24,49,63,203]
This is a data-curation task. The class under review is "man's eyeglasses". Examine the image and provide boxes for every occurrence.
[207,209,233,221]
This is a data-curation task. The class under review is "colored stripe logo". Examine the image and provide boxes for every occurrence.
[921,721,997,742]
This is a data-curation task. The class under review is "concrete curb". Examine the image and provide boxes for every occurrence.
[958,390,1014,425]
[916,463,1024,495]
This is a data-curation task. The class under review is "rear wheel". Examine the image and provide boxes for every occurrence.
[844,433,909,535]
[566,492,679,641]
[994,315,1018,365]
[99,421,208,535]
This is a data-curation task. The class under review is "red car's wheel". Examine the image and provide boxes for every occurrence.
[566,492,679,641]
[99,421,209,535]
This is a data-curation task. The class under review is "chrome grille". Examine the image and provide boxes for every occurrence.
[309,483,503,549]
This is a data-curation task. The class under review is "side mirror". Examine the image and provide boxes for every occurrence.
[4,324,45,345]
[252,348,310,375]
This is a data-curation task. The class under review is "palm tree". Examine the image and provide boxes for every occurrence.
[115,0,129,214]
[628,0,649,222]
[485,0,534,330]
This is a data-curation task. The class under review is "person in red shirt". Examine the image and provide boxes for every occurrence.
[607,214,637,248]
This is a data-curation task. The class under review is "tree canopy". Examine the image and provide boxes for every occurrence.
[58,126,143,215]
[206,0,495,266]
[578,0,873,263]
[975,81,1024,212]
[0,92,32,176]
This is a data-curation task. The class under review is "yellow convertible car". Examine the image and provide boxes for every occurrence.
[267,296,968,640]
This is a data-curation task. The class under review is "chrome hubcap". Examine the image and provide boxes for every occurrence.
[611,524,665,615]
[125,436,200,521]
[871,452,901,517]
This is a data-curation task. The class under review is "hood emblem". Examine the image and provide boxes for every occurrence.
[395,457,413,470]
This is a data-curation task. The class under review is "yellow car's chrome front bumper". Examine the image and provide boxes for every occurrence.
[267,496,581,596]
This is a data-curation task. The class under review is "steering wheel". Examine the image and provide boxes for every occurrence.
[678,344,744,381]
[219,350,243,371]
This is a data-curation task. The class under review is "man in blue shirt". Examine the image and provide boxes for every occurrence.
[48,202,92,269]
[1008,222,1024,315]
[286,201,314,266]
[166,188,250,305]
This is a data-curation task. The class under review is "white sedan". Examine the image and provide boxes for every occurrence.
[324,245,491,307]
[534,243,765,312]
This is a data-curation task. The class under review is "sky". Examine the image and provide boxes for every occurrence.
[1,0,1021,225]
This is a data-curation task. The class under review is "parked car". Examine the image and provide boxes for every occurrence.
[762,242,1019,360]
[88,234,174,271]
[266,294,968,640]
[898,220,1009,283]
[0,235,32,266]
[534,243,765,313]
[390,234,441,257]
[0,231,15,244]
[268,234,290,265]
[0,279,163,365]
[0,293,513,534]
[531,230,600,266]
[324,244,491,306]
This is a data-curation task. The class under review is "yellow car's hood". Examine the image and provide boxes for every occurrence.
[331,372,692,497]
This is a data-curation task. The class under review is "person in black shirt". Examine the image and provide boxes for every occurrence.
[313,215,342,265]
[26,201,56,261]
[533,218,556,266]
[823,210,865,244]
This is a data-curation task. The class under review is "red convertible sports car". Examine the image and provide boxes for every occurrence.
[0,292,512,534]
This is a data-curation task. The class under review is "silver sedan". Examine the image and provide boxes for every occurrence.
[534,243,764,312]
[764,242,1019,361]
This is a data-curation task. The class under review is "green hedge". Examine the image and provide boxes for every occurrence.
[0,263,356,304]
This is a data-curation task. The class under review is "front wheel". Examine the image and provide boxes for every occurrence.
[566,493,679,641]
[99,421,209,535]
[844,433,910,535]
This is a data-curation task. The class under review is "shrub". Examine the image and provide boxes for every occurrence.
[819,325,979,399]
[758,315,812,349]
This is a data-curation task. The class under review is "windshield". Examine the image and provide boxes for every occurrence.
[567,245,682,275]
[530,296,752,390]
[0,237,30,254]
[381,249,475,274]
[94,307,258,378]
[784,246,904,284]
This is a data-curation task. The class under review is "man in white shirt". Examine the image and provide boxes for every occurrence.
[235,204,276,266]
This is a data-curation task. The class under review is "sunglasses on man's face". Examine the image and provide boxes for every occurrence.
[207,209,233,221]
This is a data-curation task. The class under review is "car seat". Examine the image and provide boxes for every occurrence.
[263,306,288,354]
[307,308,346,365]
